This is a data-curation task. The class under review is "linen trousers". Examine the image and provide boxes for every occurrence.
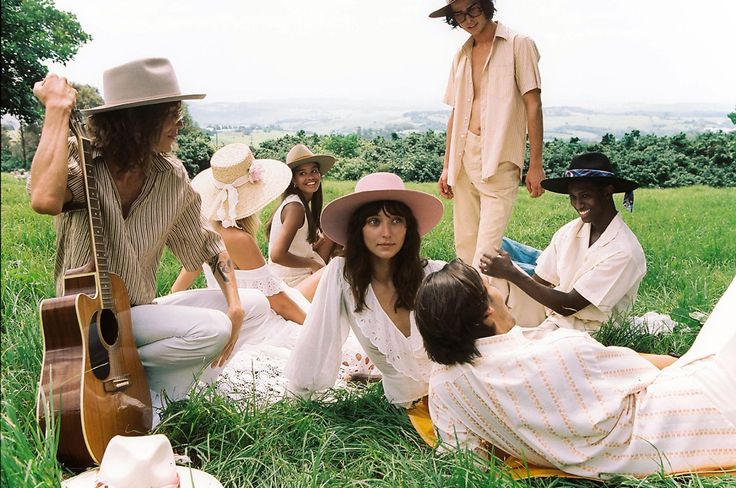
[132,288,270,418]
[453,131,520,268]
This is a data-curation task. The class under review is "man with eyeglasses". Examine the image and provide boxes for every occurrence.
[429,0,545,270]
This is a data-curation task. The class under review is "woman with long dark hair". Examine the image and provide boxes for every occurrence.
[285,172,445,436]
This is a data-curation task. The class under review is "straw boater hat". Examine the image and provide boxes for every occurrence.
[192,143,291,228]
[541,152,639,211]
[285,144,335,175]
[82,57,205,114]
[321,172,444,247]
[61,434,222,488]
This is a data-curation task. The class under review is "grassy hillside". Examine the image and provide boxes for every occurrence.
[1,174,734,486]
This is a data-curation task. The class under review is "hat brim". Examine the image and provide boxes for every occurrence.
[541,176,639,194]
[81,93,206,114]
[191,159,292,223]
[287,155,335,175]
[61,465,223,488]
[321,188,444,247]
[428,1,456,18]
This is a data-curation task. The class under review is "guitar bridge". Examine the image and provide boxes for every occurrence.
[103,375,130,392]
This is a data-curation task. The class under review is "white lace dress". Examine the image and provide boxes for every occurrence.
[202,264,372,399]
[285,257,446,407]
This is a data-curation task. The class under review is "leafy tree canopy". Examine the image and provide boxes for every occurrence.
[1,0,91,123]
[71,83,104,110]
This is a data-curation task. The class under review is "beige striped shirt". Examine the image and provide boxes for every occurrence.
[429,324,736,478]
[52,139,224,305]
[444,22,541,185]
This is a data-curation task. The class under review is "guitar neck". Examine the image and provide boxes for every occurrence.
[71,110,114,309]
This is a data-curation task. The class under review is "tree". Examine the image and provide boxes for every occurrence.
[1,0,91,123]
[72,83,104,110]
[729,111,736,125]
[176,105,214,178]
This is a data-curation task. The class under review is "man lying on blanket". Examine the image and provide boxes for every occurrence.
[479,152,646,331]
[414,260,736,479]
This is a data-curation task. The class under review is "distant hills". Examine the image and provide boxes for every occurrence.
[188,99,734,141]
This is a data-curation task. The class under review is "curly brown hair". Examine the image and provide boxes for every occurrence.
[343,200,426,313]
[87,101,180,171]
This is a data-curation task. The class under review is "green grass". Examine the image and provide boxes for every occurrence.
[2,173,735,487]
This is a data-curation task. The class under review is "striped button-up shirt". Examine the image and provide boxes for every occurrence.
[444,22,541,185]
[429,324,736,478]
[52,139,224,305]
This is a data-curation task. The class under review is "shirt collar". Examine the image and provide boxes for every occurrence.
[575,213,624,248]
[461,21,507,56]
[92,149,177,174]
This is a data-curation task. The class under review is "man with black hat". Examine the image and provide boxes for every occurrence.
[28,58,270,423]
[479,152,646,332]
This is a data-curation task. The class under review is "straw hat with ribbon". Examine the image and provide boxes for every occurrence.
[82,57,205,114]
[541,152,639,211]
[321,172,444,247]
[61,434,222,488]
[285,144,335,174]
[192,143,291,228]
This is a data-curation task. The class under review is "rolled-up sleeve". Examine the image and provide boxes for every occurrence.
[514,35,542,96]
[166,185,224,271]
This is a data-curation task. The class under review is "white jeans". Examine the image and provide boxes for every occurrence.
[133,289,270,416]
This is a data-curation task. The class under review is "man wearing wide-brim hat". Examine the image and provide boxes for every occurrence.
[28,57,270,429]
[478,152,647,332]
[429,0,545,271]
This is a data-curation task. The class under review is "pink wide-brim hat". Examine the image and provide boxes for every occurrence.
[321,172,444,247]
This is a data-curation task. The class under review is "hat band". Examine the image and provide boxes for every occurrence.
[564,169,635,212]
[213,174,250,227]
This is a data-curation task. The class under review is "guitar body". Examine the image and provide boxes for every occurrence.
[37,271,151,468]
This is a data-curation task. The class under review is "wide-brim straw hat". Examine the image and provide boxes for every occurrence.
[82,57,205,114]
[286,144,335,175]
[192,143,291,227]
[61,434,222,488]
[321,172,444,247]
[428,0,461,18]
[541,152,639,194]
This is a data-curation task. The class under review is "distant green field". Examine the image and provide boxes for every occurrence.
[212,129,292,148]
[2,173,734,486]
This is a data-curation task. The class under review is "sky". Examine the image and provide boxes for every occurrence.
[47,0,736,109]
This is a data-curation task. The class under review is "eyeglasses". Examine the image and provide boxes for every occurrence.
[452,3,483,24]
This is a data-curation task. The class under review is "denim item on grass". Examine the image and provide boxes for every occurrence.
[501,237,541,276]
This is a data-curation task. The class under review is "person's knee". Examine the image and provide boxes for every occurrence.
[188,310,231,357]
[240,290,271,321]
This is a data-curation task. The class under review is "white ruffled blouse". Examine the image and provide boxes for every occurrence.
[285,257,446,407]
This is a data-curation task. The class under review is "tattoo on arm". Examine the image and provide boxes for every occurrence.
[208,255,233,283]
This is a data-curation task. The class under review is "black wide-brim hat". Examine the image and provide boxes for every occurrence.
[541,152,639,194]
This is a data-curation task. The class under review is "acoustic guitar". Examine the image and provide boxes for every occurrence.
[36,110,152,468]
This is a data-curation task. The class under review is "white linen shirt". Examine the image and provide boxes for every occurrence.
[429,324,736,478]
[285,257,446,407]
[534,213,646,331]
[444,22,542,185]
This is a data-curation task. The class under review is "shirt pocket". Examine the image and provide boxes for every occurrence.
[489,63,515,98]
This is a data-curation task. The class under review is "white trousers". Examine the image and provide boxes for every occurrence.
[453,131,520,268]
[133,289,270,416]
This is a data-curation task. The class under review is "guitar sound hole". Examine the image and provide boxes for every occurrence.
[99,309,119,346]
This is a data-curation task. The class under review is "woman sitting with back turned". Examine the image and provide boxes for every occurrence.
[415,260,736,479]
